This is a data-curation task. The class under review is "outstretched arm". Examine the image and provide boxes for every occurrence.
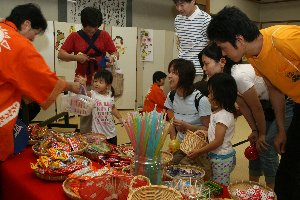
[111,105,123,123]
[172,115,210,133]
[187,122,226,159]
[264,78,286,154]
[237,86,268,152]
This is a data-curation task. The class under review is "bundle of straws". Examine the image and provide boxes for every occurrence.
[123,110,170,184]
[123,110,170,160]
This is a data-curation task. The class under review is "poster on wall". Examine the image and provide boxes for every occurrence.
[67,0,126,27]
[111,26,137,109]
[54,21,82,83]
[140,29,154,62]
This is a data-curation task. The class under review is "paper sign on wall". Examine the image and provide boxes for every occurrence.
[140,29,154,62]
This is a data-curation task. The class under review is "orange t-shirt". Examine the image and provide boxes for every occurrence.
[0,20,67,161]
[247,25,300,103]
[143,83,166,112]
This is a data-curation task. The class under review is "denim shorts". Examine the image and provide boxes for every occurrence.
[249,99,294,183]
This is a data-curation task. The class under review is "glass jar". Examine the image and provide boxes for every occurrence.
[134,154,162,185]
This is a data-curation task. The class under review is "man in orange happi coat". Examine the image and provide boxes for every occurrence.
[0,3,81,161]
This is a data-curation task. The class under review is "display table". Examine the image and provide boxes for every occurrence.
[0,147,102,200]
[0,147,230,200]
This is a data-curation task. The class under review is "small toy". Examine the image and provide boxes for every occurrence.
[244,143,258,160]
[169,139,180,153]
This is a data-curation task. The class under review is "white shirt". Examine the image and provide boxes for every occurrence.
[208,109,235,155]
[164,90,211,142]
[91,90,116,139]
[231,64,269,100]
[175,6,211,75]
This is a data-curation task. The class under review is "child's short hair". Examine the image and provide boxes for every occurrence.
[94,70,115,96]
[207,73,237,114]
[94,69,113,84]
[153,71,167,83]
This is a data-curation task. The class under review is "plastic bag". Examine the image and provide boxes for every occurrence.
[61,85,95,116]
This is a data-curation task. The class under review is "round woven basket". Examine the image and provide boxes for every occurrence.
[116,144,135,158]
[228,180,277,200]
[180,130,207,155]
[129,175,151,190]
[165,164,205,181]
[84,142,113,161]
[161,151,173,166]
[32,142,88,157]
[83,133,107,144]
[127,185,183,200]
[28,139,38,145]
[34,155,91,182]
[62,178,82,200]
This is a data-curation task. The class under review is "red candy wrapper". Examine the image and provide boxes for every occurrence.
[67,137,81,151]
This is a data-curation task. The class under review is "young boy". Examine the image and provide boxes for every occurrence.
[143,71,167,112]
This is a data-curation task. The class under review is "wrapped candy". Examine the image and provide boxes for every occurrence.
[169,139,180,153]
[67,137,81,151]
[47,148,70,161]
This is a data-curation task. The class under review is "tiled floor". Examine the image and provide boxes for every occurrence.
[51,110,263,185]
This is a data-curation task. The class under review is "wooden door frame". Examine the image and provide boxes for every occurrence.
[196,0,210,13]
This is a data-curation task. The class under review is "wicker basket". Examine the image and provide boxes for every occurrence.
[28,139,38,145]
[84,142,113,161]
[228,180,277,200]
[79,174,133,200]
[116,144,135,158]
[34,155,91,182]
[63,167,110,200]
[165,164,205,181]
[83,133,107,144]
[127,185,183,200]
[180,130,208,154]
[63,178,82,200]
[32,142,88,157]
[129,175,151,190]
[161,151,173,166]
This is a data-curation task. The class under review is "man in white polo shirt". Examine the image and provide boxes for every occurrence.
[173,0,211,82]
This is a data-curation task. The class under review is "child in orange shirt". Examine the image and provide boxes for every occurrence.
[143,71,167,112]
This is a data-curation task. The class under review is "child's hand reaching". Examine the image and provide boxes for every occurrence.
[187,148,202,159]
[173,118,187,132]
[74,75,87,85]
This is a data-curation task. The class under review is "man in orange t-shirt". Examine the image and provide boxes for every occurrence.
[143,71,167,113]
[207,6,300,199]
[0,3,81,161]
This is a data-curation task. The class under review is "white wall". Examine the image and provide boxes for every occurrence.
[260,1,300,26]
[0,0,58,21]
[210,0,259,21]
[132,0,176,31]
